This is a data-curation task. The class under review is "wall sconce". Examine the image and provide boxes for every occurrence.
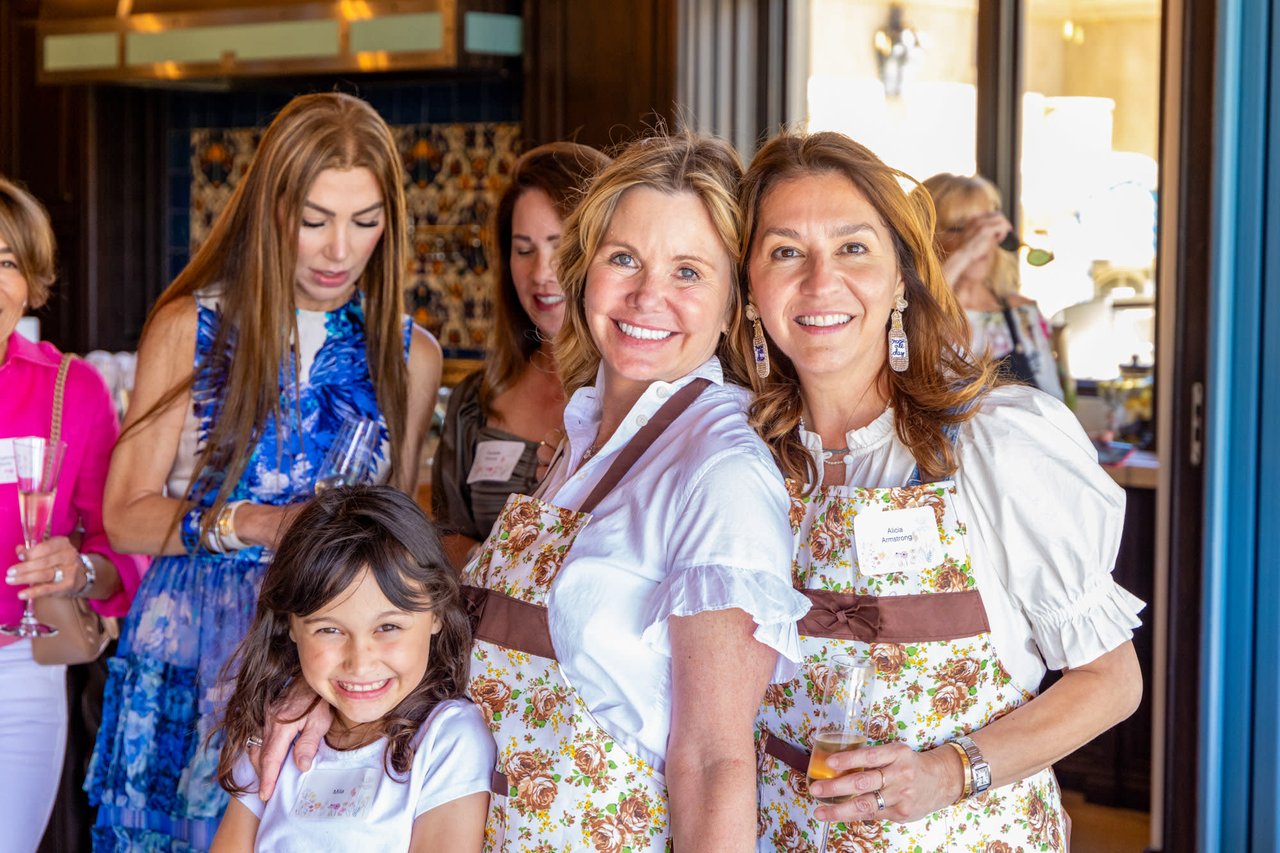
[873,4,922,98]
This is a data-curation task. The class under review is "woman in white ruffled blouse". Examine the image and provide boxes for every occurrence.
[742,132,1143,851]
[258,132,809,852]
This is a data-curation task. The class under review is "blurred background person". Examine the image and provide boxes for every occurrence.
[432,142,608,569]
[923,172,1064,400]
[86,93,441,851]
[0,175,145,853]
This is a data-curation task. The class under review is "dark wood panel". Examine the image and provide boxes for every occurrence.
[522,0,676,149]
[1052,486,1156,812]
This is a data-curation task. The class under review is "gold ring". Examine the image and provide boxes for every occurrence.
[874,789,886,811]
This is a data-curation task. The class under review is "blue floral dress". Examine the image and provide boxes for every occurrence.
[87,291,409,852]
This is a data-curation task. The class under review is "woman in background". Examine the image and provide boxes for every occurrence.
[922,172,1064,399]
[745,133,1141,851]
[0,176,145,853]
[432,142,608,569]
[87,93,441,851]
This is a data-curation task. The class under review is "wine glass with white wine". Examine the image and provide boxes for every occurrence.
[806,653,873,853]
[1,437,67,638]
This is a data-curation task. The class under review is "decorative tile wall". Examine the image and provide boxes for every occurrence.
[189,122,521,357]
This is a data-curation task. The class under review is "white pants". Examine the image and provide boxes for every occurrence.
[0,640,67,853]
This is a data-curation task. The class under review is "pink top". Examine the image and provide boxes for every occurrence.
[0,331,148,645]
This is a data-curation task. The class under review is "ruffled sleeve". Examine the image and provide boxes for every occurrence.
[956,386,1145,671]
[638,447,811,682]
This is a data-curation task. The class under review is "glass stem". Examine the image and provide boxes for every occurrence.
[817,820,831,853]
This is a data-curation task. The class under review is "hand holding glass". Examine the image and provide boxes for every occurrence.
[314,418,380,493]
[2,437,67,638]
[807,654,873,853]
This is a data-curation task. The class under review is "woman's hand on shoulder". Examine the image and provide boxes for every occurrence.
[810,741,965,825]
[253,678,331,801]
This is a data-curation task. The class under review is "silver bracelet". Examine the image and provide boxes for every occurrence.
[74,553,97,598]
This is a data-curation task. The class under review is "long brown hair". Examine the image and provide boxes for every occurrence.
[740,132,997,487]
[555,131,754,395]
[128,93,411,536]
[481,142,609,412]
[0,175,57,308]
[216,485,471,792]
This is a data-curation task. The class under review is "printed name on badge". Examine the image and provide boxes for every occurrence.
[0,439,16,485]
[853,505,944,576]
[291,767,376,819]
[467,440,527,484]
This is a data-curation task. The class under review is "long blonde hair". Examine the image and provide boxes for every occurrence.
[920,172,1020,299]
[481,142,609,412]
[554,131,754,396]
[132,92,411,533]
[740,132,997,487]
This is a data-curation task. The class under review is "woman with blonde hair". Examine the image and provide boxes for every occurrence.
[921,172,1064,399]
[257,131,807,851]
[743,132,1142,851]
[432,142,608,568]
[87,92,441,851]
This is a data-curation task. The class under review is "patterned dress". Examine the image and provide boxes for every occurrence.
[87,291,405,852]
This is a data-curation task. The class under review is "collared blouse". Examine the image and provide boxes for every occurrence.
[0,332,147,642]
[537,356,810,772]
[804,383,1143,693]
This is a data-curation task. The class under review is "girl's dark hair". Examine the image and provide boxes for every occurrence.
[216,485,471,793]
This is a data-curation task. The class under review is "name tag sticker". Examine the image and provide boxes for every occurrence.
[0,439,15,484]
[291,767,376,820]
[467,440,527,484]
[853,506,943,576]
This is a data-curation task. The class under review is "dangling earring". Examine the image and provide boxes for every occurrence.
[745,303,771,379]
[888,295,909,372]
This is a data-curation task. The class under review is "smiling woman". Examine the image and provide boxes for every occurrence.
[85,93,443,853]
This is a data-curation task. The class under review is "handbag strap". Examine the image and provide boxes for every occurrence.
[51,353,72,446]
[998,299,1025,354]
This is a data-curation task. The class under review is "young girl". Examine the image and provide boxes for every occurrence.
[210,485,493,852]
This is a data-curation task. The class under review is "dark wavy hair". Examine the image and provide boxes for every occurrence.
[215,485,471,793]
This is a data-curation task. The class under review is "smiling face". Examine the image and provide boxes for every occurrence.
[583,187,734,405]
[289,567,441,744]
[510,188,567,338]
[747,172,904,385]
[292,167,387,312]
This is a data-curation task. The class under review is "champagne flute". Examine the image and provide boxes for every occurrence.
[314,417,380,493]
[807,653,873,853]
[1,437,68,638]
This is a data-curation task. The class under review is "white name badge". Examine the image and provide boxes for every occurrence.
[0,439,15,484]
[853,506,944,576]
[467,440,527,484]
[291,766,376,820]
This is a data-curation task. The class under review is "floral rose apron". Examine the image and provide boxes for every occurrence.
[463,379,709,853]
[756,461,1069,853]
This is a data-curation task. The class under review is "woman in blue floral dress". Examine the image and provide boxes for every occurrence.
[86,93,442,851]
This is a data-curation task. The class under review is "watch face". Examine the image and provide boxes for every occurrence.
[973,764,993,790]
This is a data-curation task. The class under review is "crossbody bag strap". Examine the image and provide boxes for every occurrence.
[999,298,1025,354]
[51,353,72,446]
[577,377,711,514]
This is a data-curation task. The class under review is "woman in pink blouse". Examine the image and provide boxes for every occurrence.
[0,175,147,852]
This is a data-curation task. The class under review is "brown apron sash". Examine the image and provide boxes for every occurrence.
[463,378,713,662]
[463,586,557,660]
[798,588,990,643]
[761,729,810,775]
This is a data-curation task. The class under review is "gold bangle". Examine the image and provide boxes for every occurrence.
[944,740,973,802]
[216,501,249,551]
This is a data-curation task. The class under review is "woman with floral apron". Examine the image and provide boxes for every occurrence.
[739,132,1145,851]
[253,132,808,852]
